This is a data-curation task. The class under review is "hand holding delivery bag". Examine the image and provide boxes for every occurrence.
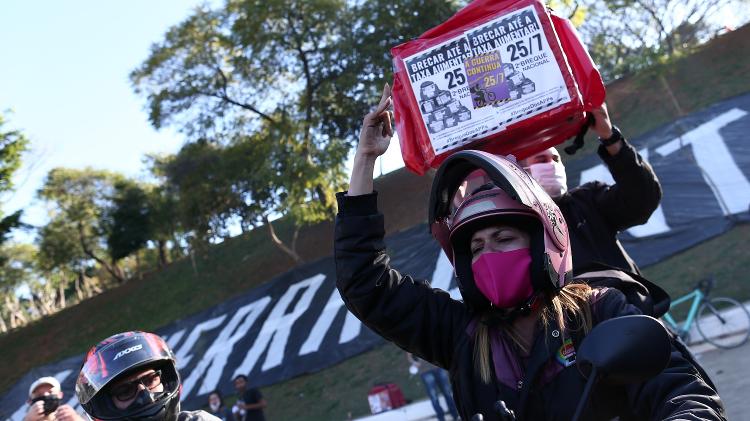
[391,0,606,174]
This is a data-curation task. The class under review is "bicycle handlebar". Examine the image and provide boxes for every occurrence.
[696,276,716,295]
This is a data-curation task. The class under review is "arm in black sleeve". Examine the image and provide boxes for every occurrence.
[334,191,470,369]
[592,138,663,231]
[593,288,726,420]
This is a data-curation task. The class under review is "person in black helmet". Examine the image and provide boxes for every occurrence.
[334,84,725,420]
[75,331,220,421]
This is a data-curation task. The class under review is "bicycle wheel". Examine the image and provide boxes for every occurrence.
[695,297,750,349]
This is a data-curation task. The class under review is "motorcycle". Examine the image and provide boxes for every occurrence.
[470,315,672,421]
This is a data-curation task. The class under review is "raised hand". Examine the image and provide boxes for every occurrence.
[590,103,613,139]
[357,83,394,158]
[348,83,394,196]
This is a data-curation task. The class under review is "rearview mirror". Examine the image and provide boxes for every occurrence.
[577,314,671,384]
[572,315,671,421]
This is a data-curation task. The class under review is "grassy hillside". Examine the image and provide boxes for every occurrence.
[2,24,749,420]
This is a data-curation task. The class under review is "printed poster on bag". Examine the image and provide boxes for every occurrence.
[403,4,572,154]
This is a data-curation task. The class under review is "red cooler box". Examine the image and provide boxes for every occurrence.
[392,0,606,174]
[367,383,406,414]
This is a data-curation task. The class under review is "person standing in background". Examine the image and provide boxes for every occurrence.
[231,375,266,421]
[407,353,459,421]
[23,377,83,421]
[206,391,232,421]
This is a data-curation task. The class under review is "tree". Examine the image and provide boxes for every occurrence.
[0,112,29,247]
[149,143,242,246]
[106,180,153,262]
[37,168,128,283]
[0,243,36,332]
[147,184,184,267]
[131,0,460,262]
[37,216,102,302]
[574,0,750,81]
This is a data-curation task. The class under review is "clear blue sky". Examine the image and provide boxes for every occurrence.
[0,1,216,242]
[0,0,405,244]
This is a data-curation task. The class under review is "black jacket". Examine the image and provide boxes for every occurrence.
[334,192,724,421]
[558,140,662,275]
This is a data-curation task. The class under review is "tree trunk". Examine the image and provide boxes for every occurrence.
[264,216,301,263]
[77,222,126,283]
[0,313,7,333]
[83,276,102,298]
[157,239,168,268]
[33,292,54,316]
[22,295,39,321]
[189,250,199,276]
[170,235,185,259]
[58,282,66,309]
[135,252,142,280]
[6,296,28,328]
[75,270,85,301]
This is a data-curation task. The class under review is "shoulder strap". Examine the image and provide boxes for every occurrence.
[573,262,670,318]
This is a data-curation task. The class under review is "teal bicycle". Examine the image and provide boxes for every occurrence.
[663,276,750,349]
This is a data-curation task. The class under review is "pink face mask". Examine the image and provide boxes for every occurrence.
[471,248,533,308]
[527,161,567,198]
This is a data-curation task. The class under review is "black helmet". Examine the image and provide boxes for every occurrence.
[428,150,572,313]
[76,332,181,421]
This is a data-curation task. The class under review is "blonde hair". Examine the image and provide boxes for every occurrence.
[473,283,593,383]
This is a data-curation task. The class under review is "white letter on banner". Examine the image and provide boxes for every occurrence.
[175,315,227,370]
[432,250,463,300]
[339,308,363,344]
[655,108,750,215]
[165,329,186,350]
[298,289,362,353]
[430,251,453,291]
[578,147,671,238]
[298,288,362,356]
[233,274,326,375]
[182,296,272,397]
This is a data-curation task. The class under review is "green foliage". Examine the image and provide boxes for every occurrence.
[577,0,749,81]
[0,112,30,244]
[37,216,85,273]
[37,168,127,282]
[131,0,461,255]
[150,142,250,243]
[0,243,36,294]
[106,181,153,261]
[0,113,28,194]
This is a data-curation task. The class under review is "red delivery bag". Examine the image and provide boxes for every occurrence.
[391,0,606,174]
[367,383,406,414]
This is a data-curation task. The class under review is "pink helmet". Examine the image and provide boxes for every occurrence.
[428,150,572,311]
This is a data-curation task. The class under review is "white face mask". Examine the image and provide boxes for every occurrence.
[209,400,220,411]
[526,161,568,197]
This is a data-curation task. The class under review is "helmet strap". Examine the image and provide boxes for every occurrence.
[481,293,541,325]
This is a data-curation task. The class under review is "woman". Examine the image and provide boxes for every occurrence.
[334,84,725,420]
[205,391,232,421]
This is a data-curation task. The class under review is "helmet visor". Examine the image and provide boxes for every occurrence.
[77,332,173,405]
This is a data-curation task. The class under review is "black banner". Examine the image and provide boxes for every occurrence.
[3,93,750,419]
[566,92,750,266]
[1,225,448,419]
